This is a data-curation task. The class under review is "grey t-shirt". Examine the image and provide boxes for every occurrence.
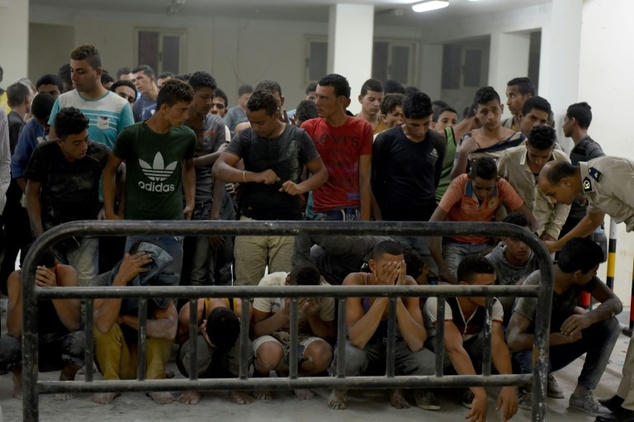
[186,114,226,202]
[513,270,598,333]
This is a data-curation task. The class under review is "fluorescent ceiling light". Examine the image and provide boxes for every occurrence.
[412,0,449,13]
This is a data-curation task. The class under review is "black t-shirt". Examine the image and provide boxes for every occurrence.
[7,111,24,154]
[25,140,111,230]
[226,124,320,220]
[372,126,446,221]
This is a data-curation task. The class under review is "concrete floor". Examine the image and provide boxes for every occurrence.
[0,311,630,422]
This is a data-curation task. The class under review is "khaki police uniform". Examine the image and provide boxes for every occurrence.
[579,157,634,232]
[578,156,634,410]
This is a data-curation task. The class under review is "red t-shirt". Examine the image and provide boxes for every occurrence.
[302,117,372,212]
[438,174,524,243]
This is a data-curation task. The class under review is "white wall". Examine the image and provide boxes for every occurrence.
[28,23,75,82]
[578,0,634,303]
[0,0,29,85]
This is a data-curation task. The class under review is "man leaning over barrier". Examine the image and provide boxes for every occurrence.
[91,241,178,405]
[175,296,254,405]
[328,240,437,412]
[0,249,84,401]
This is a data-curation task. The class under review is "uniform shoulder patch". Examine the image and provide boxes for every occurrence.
[583,177,593,193]
[588,167,602,182]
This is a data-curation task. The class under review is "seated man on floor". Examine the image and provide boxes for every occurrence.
[506,237,622,416]
[0,250,84,400]
[91,242,178,405]
[429,156,535,283]
[251,264,335,401]
[424,255,518,422]
[329,240,437,412]
[176,296,253,405]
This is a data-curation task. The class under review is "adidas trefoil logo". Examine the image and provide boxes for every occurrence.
[139,152,177,181]
[138,152,177,193]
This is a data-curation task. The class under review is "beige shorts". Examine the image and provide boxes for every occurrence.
[253,333,327,371]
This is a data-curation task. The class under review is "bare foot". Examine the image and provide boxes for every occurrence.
[295,389,315,400]
[91,392,120,404]
[55,393,74,401]
[230,390,254,405]
[148,391,174,404]
[388,389,410,409]
[165,369,175,379]
[253,390,273,400]
[328,389,347,410]
[12,369,22,400]
[179,390,201,405]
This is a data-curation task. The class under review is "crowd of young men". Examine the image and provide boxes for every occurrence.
[0,43,631,422]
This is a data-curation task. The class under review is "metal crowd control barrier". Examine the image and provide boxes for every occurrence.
[21,220,554,421]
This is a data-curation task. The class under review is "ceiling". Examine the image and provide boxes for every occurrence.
[31,0,550,25]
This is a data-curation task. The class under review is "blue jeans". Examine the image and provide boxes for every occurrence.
[125,235,184,286]
[513,316,620,390]
[442,240,491,279]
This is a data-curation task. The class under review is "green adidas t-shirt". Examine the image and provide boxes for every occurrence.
[113,122,196,220]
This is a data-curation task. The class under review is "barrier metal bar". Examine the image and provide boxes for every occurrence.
[607,220,618,290]
[22,220,554,422]
[289,298,299,379]
[481,297,493,377]
[137,299,148,381]
[84,300,94,383]
[434,296,446,377]
[239,298,250,379]
[336,299,347,378]
[188,298,198,380]
[39,374,534,393]
[385,298,397,378]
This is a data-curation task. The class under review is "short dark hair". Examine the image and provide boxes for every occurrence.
[404,86,422,96]
[474,86,501,106]
[558,237,605,273]
[6,82,30,108]
[174,73,191,82]
[35,74,64,93]
[402,92,433,120]
[457,254,495,284]
[101,71,114,85]
[318,73,350,99]
[507,77,536,96]
[57,63,72,88]
[214,88,228,106]
[188,71,217,92]
[131,65,155,78]
[238,84,254,97]
[255,80,282,97]
[54,107,89,141]
[528,125,557,150]
[360,78,383,96]
[70,44,102,69]
[463,102,478,119]
[116,67,132,79]
[403,244,425,280]
[380,93,405,115]
[295,100,317,123]
[502,212,531,228]
[305,82,317,95]
[288,264,321,286]
[566,102,592,129]
[384,79,405,95]
[246,90,278,116]
[521,96,552,117]
[110,80,137,97]
[433,106,458,123]
[470,156,498,180]
[205,307,240,350]
[157,71,175,80]
[155,79,194,109]
[540,161,577,185]
[371,240,404,261]
[31,93,56,121]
